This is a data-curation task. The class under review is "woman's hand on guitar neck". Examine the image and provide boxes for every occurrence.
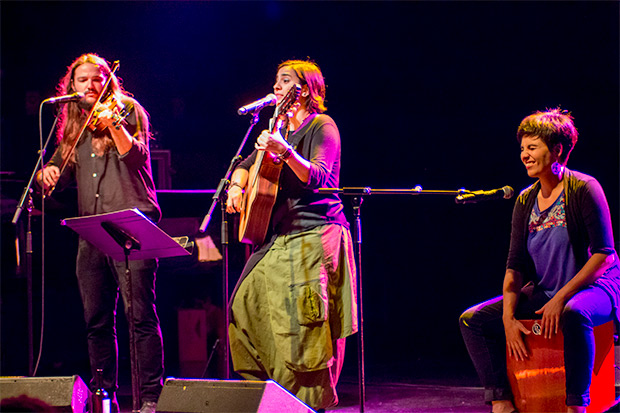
[255,129,288,155]
[256,128,312,184]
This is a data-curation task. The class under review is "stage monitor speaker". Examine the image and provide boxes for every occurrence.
[157,378,315,413]
[0,375,90,413]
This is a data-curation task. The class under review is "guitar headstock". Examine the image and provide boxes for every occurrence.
[273,84,302,122]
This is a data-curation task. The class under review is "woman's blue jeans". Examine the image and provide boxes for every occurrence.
[459,283,613,407]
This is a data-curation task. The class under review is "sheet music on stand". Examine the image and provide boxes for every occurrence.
[61,208,193,261]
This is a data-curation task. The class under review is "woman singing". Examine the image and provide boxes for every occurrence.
[226,59,358,410]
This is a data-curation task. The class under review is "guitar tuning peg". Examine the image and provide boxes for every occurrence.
[286,102,301,118]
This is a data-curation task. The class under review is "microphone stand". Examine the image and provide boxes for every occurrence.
[12,104,60,223]
[317,186,467,413]
[198,109,263,379]
[12,102,62,376]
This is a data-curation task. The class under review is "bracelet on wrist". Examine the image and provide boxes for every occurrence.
[229,181,244,190]
[278,144,293,161]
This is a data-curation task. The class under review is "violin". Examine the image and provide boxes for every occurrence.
[87,92,130,133]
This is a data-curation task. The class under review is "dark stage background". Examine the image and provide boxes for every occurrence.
[2,1,619,389]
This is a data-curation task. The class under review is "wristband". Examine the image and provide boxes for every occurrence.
[278,144,293,161]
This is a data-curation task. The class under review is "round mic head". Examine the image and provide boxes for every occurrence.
[266,94,277,105]
[503,186,514,199]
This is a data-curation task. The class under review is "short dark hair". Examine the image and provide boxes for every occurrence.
[516,108,578,164]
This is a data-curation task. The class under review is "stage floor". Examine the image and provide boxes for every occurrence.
[329,380,620,413]
[326,380,487,412]
[117,379,620,413]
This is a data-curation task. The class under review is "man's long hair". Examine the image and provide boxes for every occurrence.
[55,53,149,163]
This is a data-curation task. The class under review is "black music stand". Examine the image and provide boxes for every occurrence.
[61,208,192,412]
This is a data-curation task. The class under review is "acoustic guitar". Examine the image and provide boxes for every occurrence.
[238,84,302,245]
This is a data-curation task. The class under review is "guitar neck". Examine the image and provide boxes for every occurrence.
[269,115,286,134]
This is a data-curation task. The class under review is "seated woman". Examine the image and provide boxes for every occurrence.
[459,108,620,413]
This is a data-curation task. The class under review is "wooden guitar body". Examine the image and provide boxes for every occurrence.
[238,152,283,245]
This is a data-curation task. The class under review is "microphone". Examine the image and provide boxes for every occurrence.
[43,92,85,104]
[237,94,277,115]
[455,185,514,204]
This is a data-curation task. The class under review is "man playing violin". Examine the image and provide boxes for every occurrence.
[37,53,163,413]
[226,59,358,411]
